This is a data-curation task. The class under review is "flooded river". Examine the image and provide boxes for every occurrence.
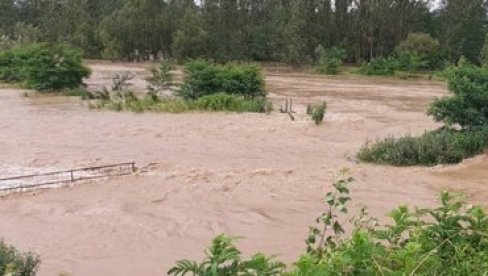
[0,62,487,275]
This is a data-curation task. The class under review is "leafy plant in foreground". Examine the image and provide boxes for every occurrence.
[0,240,40,276]
[168,235,285,276]
[170,172,488,275]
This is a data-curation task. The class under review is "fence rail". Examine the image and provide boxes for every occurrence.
[0,162,136,192]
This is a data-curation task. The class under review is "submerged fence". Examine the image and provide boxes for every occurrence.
[0,162,136,192]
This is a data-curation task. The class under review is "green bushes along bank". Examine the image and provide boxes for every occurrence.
[358,128,488,166]
[358,64,488,166]
[0,43,90,90]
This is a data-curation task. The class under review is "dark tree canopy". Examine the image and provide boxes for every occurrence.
[0,0,486,65]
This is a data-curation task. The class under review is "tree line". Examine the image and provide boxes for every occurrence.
[0,0,487,65]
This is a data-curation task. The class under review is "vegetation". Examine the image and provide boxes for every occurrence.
[90,60,270,114]
[315,46,346,75]
[396,32,444,71]
[0,1,486,66]
[359,57,399,76]
[358,65,488,166]
[0,240,40,276]
[169,235,285,275]
[170,171,488,275]
[93,92,272,114]
[307,102,327,125]
[359,33,444,76]
[0,43,90,90]
[428,65,488,130]
[146,59,175,97]
[178,60,265,100]
[358,128,488,166]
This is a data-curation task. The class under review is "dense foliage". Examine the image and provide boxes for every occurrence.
[358,128,488,166]
[178,60,266,100]
[428,65,488,129]
[170,172,488,275]
[315,46,346,75]
[359,33,445,75]
[0,1,486,65]
[0,240,40,276]
[0,43,90,90]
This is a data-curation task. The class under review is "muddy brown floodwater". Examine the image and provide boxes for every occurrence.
[0,62,487,276]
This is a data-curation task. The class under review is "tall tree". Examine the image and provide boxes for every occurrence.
[438,0,488,63]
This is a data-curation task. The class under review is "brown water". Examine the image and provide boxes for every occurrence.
[0,62,487,276]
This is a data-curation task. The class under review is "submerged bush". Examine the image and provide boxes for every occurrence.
[0,240,40,276]
[178,60,266,100]
[307,102,327,125]
[0,43,90,90]
[428,65,488,130]
[170,172,488,275]
[357,128,488,166]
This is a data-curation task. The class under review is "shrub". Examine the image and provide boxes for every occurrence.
[359,57,399,76]
[396,32,444,70]
[146,59,174,96]
[315,45,347,75]
[428,65,488,130]
[0,44,31,81]
[170,172,488,275]
[0,240,40,276]
[178,60,266,100]
[357,128,488,166]
[168,235,285,276]
[307,102,327,125]
[0,43,90,90]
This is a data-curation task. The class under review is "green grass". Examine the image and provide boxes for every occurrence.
[92,92,273,114]
[358,128,488,166]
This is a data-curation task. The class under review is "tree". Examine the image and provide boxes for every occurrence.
[171,6,207,62]
[428,65,488,129]
[438,0,488,64]
[396,32,442,70]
